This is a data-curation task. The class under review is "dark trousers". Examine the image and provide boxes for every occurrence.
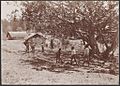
[26,45,29,53]
[56,56,63,63]
[42,46,44,52]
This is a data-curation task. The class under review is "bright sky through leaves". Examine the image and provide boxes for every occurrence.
[1,1,23,20]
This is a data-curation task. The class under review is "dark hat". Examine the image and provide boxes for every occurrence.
[71,46,74,50]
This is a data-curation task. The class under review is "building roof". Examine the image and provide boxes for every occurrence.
[24,32,46,41]
[7,31,28,39]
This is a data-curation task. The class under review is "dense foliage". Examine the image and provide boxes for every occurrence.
[3,1,118,60]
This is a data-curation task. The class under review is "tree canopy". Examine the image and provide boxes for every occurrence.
[7,1,119,59]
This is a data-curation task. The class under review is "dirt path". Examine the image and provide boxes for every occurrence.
[1,40,119,85]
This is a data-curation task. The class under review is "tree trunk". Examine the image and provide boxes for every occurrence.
[88,32,100,55]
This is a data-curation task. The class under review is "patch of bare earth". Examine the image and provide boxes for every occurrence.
[1,40,119,85]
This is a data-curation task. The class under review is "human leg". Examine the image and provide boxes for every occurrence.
[70,55,74,65]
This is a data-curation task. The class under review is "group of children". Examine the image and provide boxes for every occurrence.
[24,38,90,66]
[55,44,90,66]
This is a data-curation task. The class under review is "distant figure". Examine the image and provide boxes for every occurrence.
[41,42,44,52]
[24,41,29,53]
[45,39,49,48]
[70,46,77,65]
[31,43,35,53]
[56,48,63,63]
[29,39,35,53]
[83,44,90,66]
[50,39,54,49]
[79,40,85,54]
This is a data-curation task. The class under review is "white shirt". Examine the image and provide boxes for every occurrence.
[84,47,89,56]
[71,49,77,55]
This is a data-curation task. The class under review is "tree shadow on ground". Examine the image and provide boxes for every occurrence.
[19,50,119,75]
[20,56,119,75]
[20,56,83,73]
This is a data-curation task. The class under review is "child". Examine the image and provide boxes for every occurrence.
[83,44,90,66]
[41,42,44,52]
[56,48,63,63]
[23,41,29,53]
[70,46,77,65]
[29,39,35,53]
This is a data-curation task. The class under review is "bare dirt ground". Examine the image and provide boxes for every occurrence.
[1,40,119,85]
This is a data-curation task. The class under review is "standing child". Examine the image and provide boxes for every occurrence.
[41,42,44,52]
[23,40,29,53]
[50,39,54,49]
[70,46,77,65]
[83,44,90,66]
[29,38,35,53]
[56,48,63,64]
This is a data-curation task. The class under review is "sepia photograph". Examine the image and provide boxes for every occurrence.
[1,1,119,85]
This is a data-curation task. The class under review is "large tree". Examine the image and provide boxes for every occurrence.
[21,1,119,60]
[76,1,119,60]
